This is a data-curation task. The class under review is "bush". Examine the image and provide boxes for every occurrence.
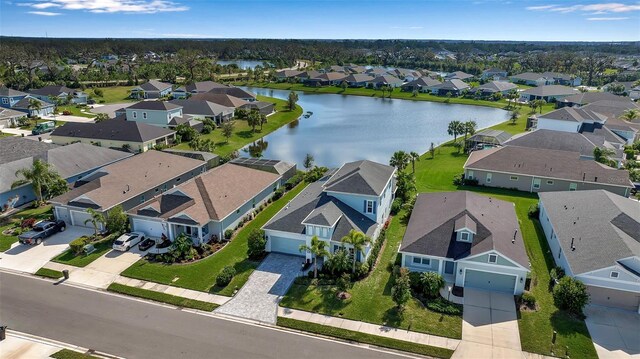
[550,266,565,282]
[336,272,352,292]
[285,171,304,190]
[247,229,266,259]
[216,265,236,287]
[21,218,37,228]
[391,267,411,310]
[419,272,445,298]
[69,236,91,255]
[426,297,462,315]
[390,198,402,215]
[353,262,369,279]
[105,205,128,235]
[272,187,285,200]
[521,292,536,307]
[201,125,213,134]
[324,249,351,276]
[224,229,234,240]
[528,204,540,219]
[304,166,328,182]
[553,276,589,315]
[62,110,72,116]
[366,228,386,270]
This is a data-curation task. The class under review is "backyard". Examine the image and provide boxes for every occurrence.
[85,86,136,104]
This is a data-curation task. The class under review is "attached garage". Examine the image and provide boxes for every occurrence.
[464,269,517,294]
[132,218,166,238]
[70,210,96,229]
[587,285,640,312]
[269,235,305,256]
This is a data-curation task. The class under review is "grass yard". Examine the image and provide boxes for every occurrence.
[86,86,136,104]
[278,317,454,359]
[52,240,112,267]
[0,205,53,252]
[107,283,218,311]
[0,131,13,137]
[56,105,95,118]
[34,267,64,279]
[121,182,307,296]
[174,95,302,156]
[0,223,19,252]
[50,349,100,359]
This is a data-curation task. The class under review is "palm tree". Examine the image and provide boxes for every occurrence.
[11,159,54,206]
[447,120,462,142]
[299,236,328,279]
[621,109,639,122]
[84,208,105,237]
[341,230,370,274]
[27,98,41,124]
[409,151,420,173]
[510,111,519,125]
[389,151,409,172]
[303,153,314,170]
[537,99,547,114]
[463,120,477,143]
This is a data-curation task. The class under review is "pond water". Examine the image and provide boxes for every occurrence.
[217,60,267,69]
[240,87,509,168]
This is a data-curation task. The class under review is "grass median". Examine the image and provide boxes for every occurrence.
[34,267,64,279]
[107,283,218,311]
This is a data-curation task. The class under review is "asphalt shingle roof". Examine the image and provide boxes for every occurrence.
[127,101,182,111]
[0,86,27,97]
[521,85,578,97]
[50,118,175,143]
[139,80,172,92]
[169,99,234,117]
[323,160,395,196]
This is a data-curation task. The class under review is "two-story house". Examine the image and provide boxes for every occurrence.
[263,160,395,262]
[0,86,28,109]
[124,101,183,128]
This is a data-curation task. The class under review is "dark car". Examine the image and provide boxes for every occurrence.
[18,220,66,245]
[138,238,155,251]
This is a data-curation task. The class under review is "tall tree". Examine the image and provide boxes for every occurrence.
[389,150,410,172]
[246,109,260,133]
[27,98,41,121]
[447,120,464,142]
[463,120,477,144]
[11,159,65,206]
[303,153,314,170]
[84,208,105,237]
[341,230,370,274]
[287,91,299,111]
[299,236,328,279]
[221,121,234,143]
[409,151,420,173]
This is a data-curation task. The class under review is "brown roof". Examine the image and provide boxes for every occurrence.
[129,163,280,224]
[465,146,632,188]
[190,93,249,108]
[50,151,204,211]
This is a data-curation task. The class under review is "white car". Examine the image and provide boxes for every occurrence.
[112,232,145,252]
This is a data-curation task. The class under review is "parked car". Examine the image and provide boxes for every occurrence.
[18,220,66,245]
[31,121,56,135]
[138,238,155,251]
[112,232,144,251]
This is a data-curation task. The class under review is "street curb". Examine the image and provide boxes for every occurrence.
[6,330,123,359]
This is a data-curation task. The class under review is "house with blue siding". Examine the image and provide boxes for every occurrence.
[11,96,55,117]
[29,85,88,105]
[130,80,173,99]
[399,191,530,295]
[263,160,395,262]
[125,101,183,127]
[128,163,282,244]
[0,86,28,109]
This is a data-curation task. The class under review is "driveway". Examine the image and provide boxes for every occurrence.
[584,305,640,359]
[90,103,133,118]
[215,253,304,324]
[452,288,521,358]
[0,226,92,274]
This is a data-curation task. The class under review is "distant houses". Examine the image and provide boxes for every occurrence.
[511,72,582,87]
[519,85,579,103]
[130,80,173,99]
[29,85,88,105]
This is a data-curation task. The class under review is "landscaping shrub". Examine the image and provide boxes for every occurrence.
[105,205,128,235]
[390,198,402,215]
[365,228,386,271]
[201,124,213,134]
[247,228,266,259]
[272,187,285,200]
[550,266,565,282]
[224,229,234,240]
[528,204,540,219]
[69,236,91,255]
[391,267,411,310]
[336,272,352,292]
[216,265,236,287]
[304,166,328,182]
[353,262,369,279]
[521,292,536,307]
[324,249,351,276]
[62,110,72,116]
[553,276,589,316]
[21,218,37,228]
[419,272,445,298]
[426,297,462,315]
[285,171,304,190]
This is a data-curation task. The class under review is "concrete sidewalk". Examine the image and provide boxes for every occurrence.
[0,330,119,359]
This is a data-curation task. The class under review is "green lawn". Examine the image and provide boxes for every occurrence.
[50,349,99,359]
[0,131,13,138]
[278,317,454,359]
[56,105,96,118]
[86,86,136,104]
[121,183,307,295]
[52,240,113,268]
[0,205,53,252]
[35,267,64,279]
[0,223,19,252]
[107,283,218,311]
[174,95,302,156]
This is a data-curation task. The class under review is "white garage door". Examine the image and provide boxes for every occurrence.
[55,207,71,225]
[71,210,94,228]
[133,219,166,238]
[270,236,305,256]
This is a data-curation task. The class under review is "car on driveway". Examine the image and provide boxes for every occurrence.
[18,220,66,245]
[113,232,145,252]
[138,238,155,251]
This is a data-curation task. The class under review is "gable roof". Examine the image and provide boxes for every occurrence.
[539,190,639,275]
[0,86,27,97]
[476,81,517,93]
[582,100,640,119]
[139,80,172,92]
[206,87,256,99]
[323,160,395,196]
[168,99,234,117]
[561,92,628,105]
[400,191,529,267]
[521,85,578,97]
[539,107,608,123]
[0,107,27,120]
[127,101,182,111]
[433,79,470,91]
[190,93,249,108]
[506,129,621,159]
[0,136,58,165]
[446,71,474,80]
[467,129,512,145]
[511,72,546,81]
[344,74,375,83]
[184,81,229,93]
[401,76,442,89]
[29,85,77,97]
[276,70,303,78]
[50,118,175,143]
[12,96,54,109]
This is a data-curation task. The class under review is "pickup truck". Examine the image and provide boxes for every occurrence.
[18,220,66,245]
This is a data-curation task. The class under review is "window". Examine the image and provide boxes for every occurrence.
[365,200,374,214]
[1,98,8,104]
[467,170,475,180]
[140,195,145,203]
[143,112,147,119]
[546,180,554,185]
[486,173,492,183]
[488,254,498,263]
[569,183,577,191]
[321,227,327,237]
[460,232,470,242]
[132,111,137,119]
[510,176,519,181]
[610,271,619,278]
[412,257,431,266]
[533,178,541,189]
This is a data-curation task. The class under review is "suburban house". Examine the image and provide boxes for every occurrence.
[0,86,28,109]
[445,71,474,82]
[559,91,627,108]
[229,157,297,186]
[463,145,633,197]
[538,190,639,312]
[366,67,388,77]
[511,72,581,87]
[130,80,173,99]
[263,160,395,262]
[168,99,234,125]
[430,79,470,96]
[400,77,441,93]
[172,81,229,98]
[305,72,348,87]
[29,85,88,105]
[50,118,176,153]
[343,74,375,87]
[275,70,303,81]
[399,191,530,295]
[207,87,257,102]
[124,101,183,127]
[369,74,403,88]
[472,81,517,97]
[191,93,275,116]
[519,85,579,103]
[128,163,282,245]
[387,68,420,82]
[0,137,132,208]
[50,151,206,229]
[162,149,220,169]
[542,72,582,87]
[11,96,55,117]
[295,70,322,81]
[481,68,508,81]
[0,108,25,128]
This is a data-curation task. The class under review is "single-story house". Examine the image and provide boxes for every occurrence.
[168,99,234,125]
[168,115,203,132]
[128,163,282,245]
[130,80,173,99]
[29,85,88,105]
[305,72,348,87]
[542,72,582,87]
[263,160,395,262]
[400,77,441,93]
[295,70,322,81]
[190,93,275,116]
[535,107,608,133]
[11,96,55,117]
[229,157,297,186]
[559,92,628,108]
[161,149,220,169]
[206,87,257,102]
[465,129,512,150]
[326,65,348,73]
[50,118,176,153]
[538,190,639,312]
[445,71,475,82]
[472,81,517,97]
[125,101,183,127]
[0,137,133,208]
[0,86,28,109]
[343,74,375,87]
[50,151,206,229]
[519,85,579,103]
[511,72,581,87]
[275,70,303,81]
[430,79,470,96]
[399,191,530,295]
[0,108,26,128]
[366,67,388,77]
[481,68,508,81]
[347,65,368,74]
[368,74,403,88]
[387,68,420,81]
[173,81,229,99]
[463,145,633,197]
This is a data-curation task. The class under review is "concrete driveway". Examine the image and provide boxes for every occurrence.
[90,103,133,118]
[215,253,304,323]
[585,305,640,359]
[453,288,521,359]
[0,226,92,274]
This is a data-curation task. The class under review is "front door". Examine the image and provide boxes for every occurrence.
[444,261,455,275]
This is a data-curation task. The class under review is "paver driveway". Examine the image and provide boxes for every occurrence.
[0,226,92,273]
[584,305,640,359]
[215,253,304,324]
[453,288,522,359]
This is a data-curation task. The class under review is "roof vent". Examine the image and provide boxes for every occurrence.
[571,237,576,251]
[512,229,518,243]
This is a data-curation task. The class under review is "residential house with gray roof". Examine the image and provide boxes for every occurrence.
[538,190,639,311]
[0,86,28,109]
[400,191,529,295]
[481,68,508,81]
[369,74,403,88]
[172,81,229,99]
[124,101,183,128]
[11,96,55,117]
[519,85,579,103]
[0,108,26,128]
[430,79,470,96]
[169,99,234,125]
[343,74,375,87]
[130,80,173,99]
[263,160,395,262]
[471,81,517,97]
[445,71,475,82]
[29,85,87,105]
[401,77,442,93]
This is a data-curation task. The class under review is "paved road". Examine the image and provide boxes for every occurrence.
[0,272,412,359]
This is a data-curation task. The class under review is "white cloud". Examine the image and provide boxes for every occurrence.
[28,10,61,15]
[525,4,558,10]
[587,16,630,20]
[526,2,640,14]
[20,0,189,14]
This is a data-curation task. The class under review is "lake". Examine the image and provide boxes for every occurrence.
[217,60,267,69]
[240,87,509,168]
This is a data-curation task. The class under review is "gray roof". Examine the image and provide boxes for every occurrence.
[401,77,441,89]
[207,87,256,100]
[12,96,54,109]
[511,72,545,81]
[539,107,608,123]
[169,99,234,117]
[162,149,219,163]
[0,107,27,120]
[230,157,296,176]
[539,190,639,275]
[323,160,395,196]
[0,86,27,97]
[521,85,578,97]
[505,129,619,159]
[400,191,529,268]
[582,100,640,119]
[0,136,57,165]
[370,74,402,84]
[446,71,474,80]
[50,118,175,143]
[467,129,512,145]
[184,81,229,93]
[127,101,181,111]
[344,74,375,83]
[29,85,77,97]
[561,92,628,105]
[475,81,517,93]
[138,80,172,92]
[433,79,470,91]
[263,180,378,240]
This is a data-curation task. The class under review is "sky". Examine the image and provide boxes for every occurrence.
[0,0,639,41]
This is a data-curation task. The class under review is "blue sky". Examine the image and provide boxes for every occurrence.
[1,0,639,41]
